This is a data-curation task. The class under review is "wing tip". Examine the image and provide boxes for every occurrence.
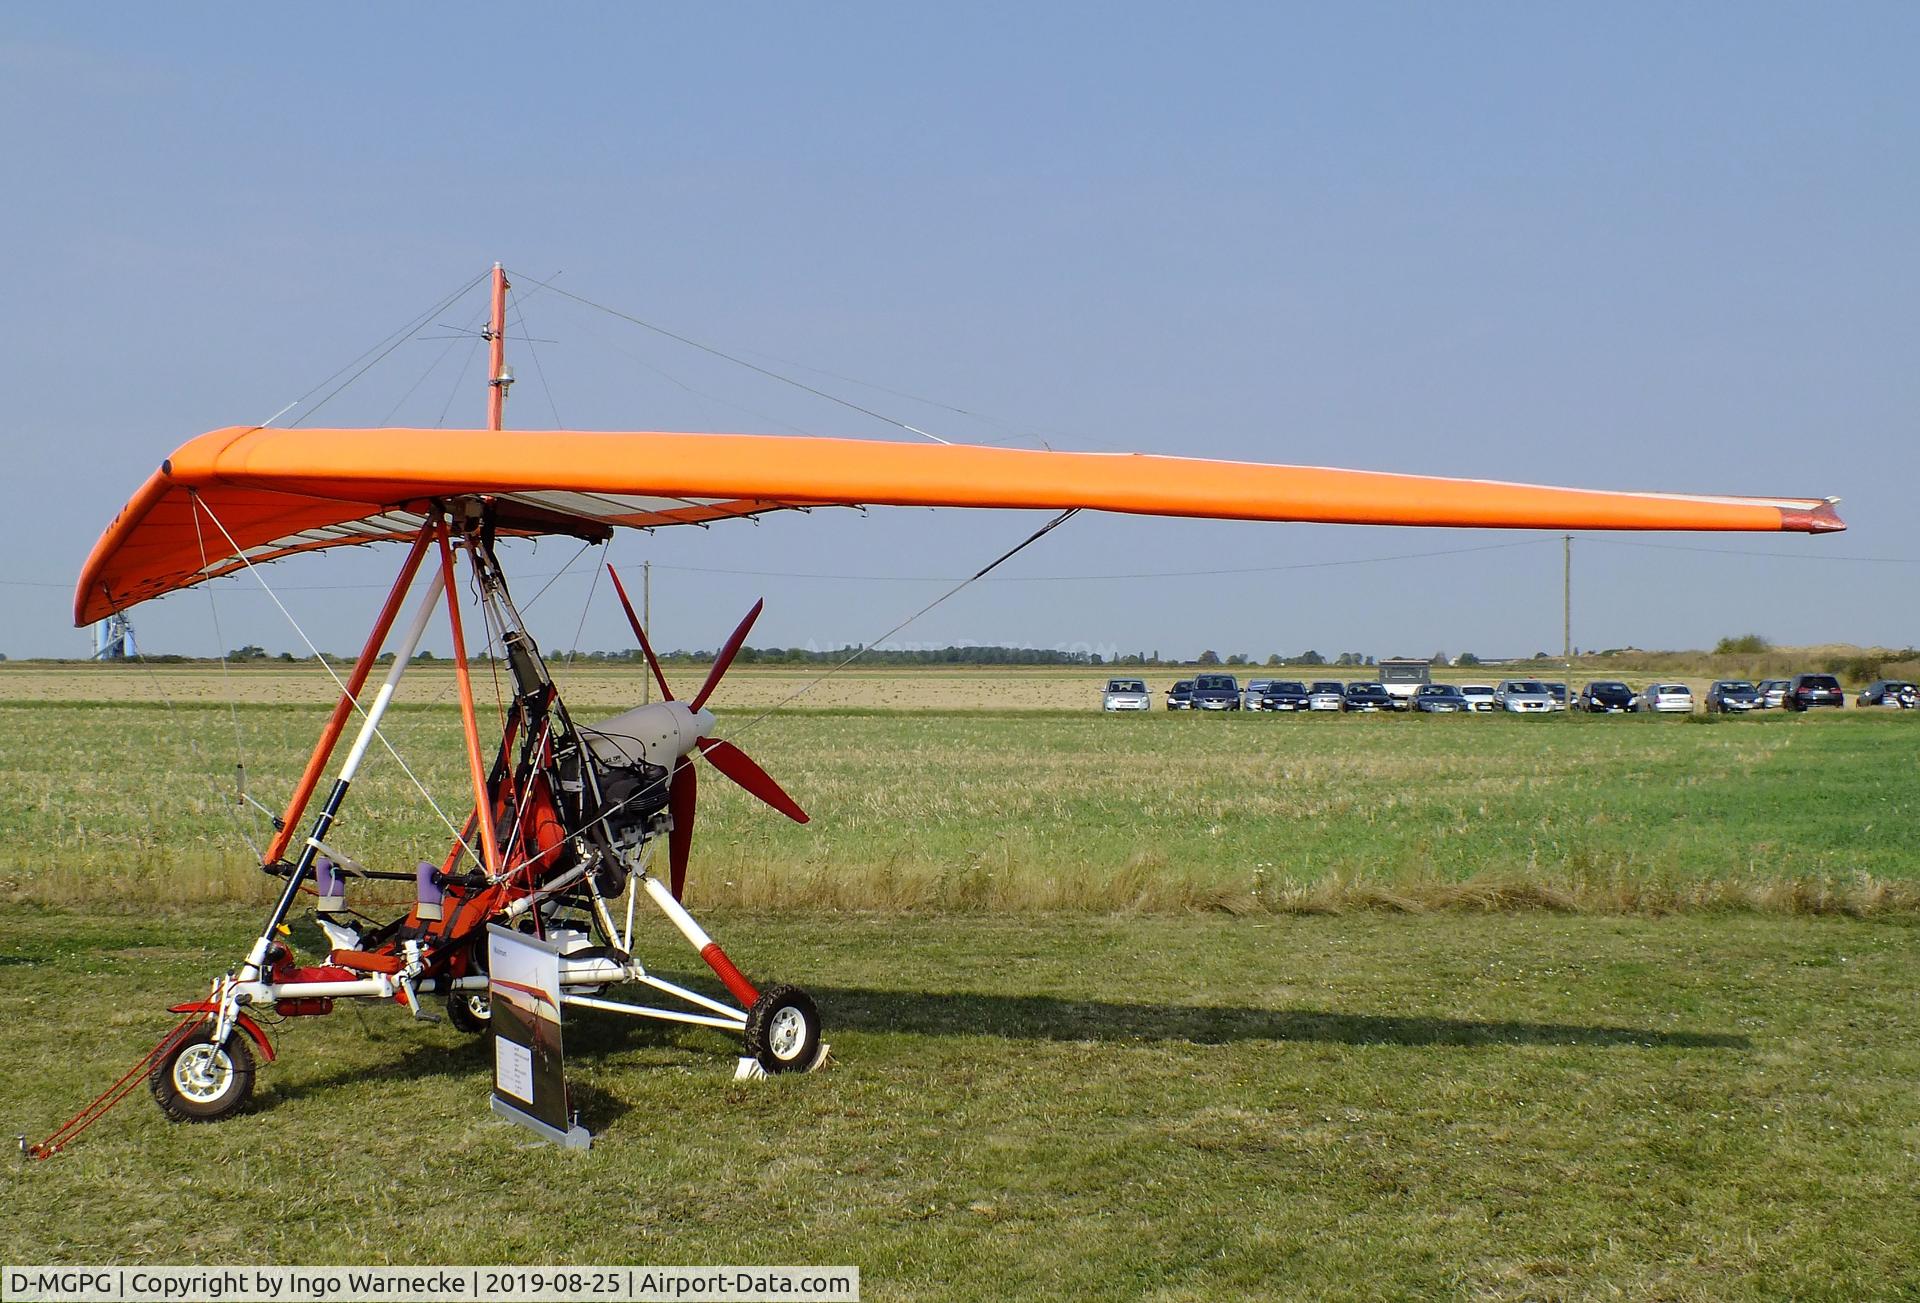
[1781,497,1845,534]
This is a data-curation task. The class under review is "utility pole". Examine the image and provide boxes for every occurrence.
[641,560,653,703]
[1563,534,1573,711]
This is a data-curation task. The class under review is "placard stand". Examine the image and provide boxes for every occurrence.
[487,924,591,1150]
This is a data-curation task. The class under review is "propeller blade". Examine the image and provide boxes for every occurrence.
[607,564,673,701]
[689,598,763,712]
[667,757,697,901]
[697,737,809,823]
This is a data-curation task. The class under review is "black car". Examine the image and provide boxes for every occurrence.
[1579,681,1635,713]
[1786,673,1845,711]
[1189,673,1242,711]
[1412,683,1470,713]
[1166,680,1194,710]
[1706,680,1761,713]
[1256,680,1312,711]
[1343,682,1393,712]
[1859,680,1918,709]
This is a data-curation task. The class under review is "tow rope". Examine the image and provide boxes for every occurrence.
[21,1012,201,1160]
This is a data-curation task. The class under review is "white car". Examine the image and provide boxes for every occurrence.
[1458,684,1497,713]
[1101,678,1152,711]
[1643,683,1695,714]
[1306,680,1346,711]
[1495,679,1556,713]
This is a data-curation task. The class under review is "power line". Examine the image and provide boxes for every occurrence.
[1577,536,1917,564]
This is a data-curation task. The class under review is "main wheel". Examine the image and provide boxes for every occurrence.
[151,1026,255,1122]
[446,989,492,1033]
[743,984,822,1074]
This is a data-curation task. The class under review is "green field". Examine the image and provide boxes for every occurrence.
[2,667,1917,1299]
[2,669,1915,913]
[3,909,1916,1299]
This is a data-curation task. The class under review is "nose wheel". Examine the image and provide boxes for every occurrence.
[743,985,822,1073]
[151,1027,255,1122]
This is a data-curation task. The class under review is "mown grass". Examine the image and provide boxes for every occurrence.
[2,908,1916,1300]
[1,688,1915,913]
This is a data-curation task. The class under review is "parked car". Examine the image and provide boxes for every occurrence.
[1494,680,1556,713]
[1642,683,1694,713]
[1579,681,1636,713]
[1101,678,1151,712]
[1166,680,1194,710]
[1858,680,1917,709]
[1413,683,1470,713]
[1458,684,1497,713]
[1706,680,1760,713]
[1785,673,1845,711]
[1241,679,1274,710]
[1255,680,1312,711]
[1754,679,1791,709]
[1343,682,1393,712]
[1307,680,1346,712]
[1545,683,1569,711]
[1190,673,1242,711]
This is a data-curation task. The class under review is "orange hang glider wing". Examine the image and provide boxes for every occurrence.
[75,424,1843,625]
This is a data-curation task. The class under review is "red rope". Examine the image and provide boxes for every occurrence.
[24,1013,202,1160]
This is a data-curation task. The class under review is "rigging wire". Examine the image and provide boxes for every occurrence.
[506,286,563,429]
[436,324,488,427]
[382,298,490,425]
[562,540,611,672]
[715,509,1083,743]
[285,269,491,427]
[561,508,1085,851]
[189,494,479,864]
[506,268,956,445]
[187,496,263,851]
[564,315,821,437]
[123,618,266,864]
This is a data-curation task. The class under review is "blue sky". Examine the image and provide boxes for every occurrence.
[4,4,1914,661]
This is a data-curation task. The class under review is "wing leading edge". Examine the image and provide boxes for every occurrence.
[75,425,1842,625]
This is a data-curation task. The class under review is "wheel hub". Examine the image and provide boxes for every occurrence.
[173,1044,232,1102]
[768,1006,806,1060]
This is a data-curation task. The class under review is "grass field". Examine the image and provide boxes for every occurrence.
[2,908,1916,1299]
[2,665,1916,1298]
[1,664,1914,913]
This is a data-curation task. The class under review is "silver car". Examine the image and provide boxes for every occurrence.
[1495,679,1556,713]
[1306,680,1346,712]
[1458,684,1497,713]
[1101,678,1152,711]
[1643,683,1694,714]
[1241,679,1274,710]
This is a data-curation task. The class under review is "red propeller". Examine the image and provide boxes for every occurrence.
[608,567,809,900]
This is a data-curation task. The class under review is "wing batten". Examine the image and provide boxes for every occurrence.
[75,425,1843,624]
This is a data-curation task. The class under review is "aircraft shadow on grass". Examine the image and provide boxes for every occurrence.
[803,987,1750,1052]
[250,983,1742,1121]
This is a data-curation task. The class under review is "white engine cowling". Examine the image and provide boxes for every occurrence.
[583,700,715,771]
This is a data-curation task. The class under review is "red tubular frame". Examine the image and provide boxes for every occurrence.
[438,525,503,878]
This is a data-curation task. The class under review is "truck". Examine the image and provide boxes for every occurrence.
[1377,658,1432,709]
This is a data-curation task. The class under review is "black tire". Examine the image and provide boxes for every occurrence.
[446,989,492,1033]
[743,984,822,1074]
[151,1026,255,1122]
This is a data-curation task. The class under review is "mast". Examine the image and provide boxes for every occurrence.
[486,262,511,431]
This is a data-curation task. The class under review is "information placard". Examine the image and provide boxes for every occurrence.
[486,924,590,1149]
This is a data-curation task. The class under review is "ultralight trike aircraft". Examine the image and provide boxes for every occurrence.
[44,264,1842,1151]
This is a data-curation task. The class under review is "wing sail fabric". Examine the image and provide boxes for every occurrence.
[76,425,1842,624]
